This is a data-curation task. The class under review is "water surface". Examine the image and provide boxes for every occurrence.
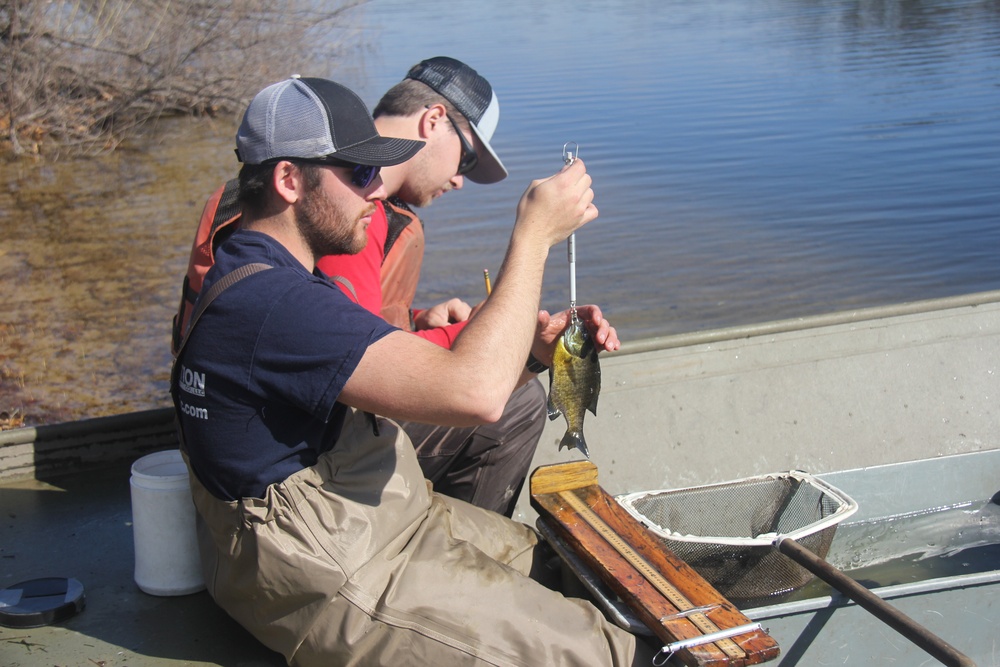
[2,0,998,425]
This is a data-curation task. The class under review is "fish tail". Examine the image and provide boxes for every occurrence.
[559,430,590,459]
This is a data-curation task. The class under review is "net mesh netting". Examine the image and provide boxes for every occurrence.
[618,472,856,607]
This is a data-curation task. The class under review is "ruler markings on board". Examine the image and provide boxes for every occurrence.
[557,490,746,659]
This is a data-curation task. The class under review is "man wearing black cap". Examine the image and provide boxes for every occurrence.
[172,76,648,666]
[174,58,557,519]
[321,56,549,519]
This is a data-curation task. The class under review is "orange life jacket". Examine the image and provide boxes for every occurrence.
[379,197,425,331]
[171,180,241,356]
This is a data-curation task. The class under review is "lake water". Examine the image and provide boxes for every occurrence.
[790,499,1000,600]
[2,0,999,425]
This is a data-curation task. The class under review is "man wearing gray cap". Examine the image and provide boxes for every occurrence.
[172,76,648,666]
[175,58,555,519]
[322,56,548,518]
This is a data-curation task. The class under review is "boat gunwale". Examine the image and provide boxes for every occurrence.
[744,568,1000,620]
[618,289,1000,356]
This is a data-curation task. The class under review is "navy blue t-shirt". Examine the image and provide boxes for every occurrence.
[172,230,397,501]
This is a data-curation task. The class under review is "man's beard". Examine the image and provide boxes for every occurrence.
[296,184,372,257]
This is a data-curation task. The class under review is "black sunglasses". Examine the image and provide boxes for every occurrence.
[292,157,381,189]
[326,159,381,189]
[447,116,478,176]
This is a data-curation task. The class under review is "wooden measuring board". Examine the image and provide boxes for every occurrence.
[531,461,780,666]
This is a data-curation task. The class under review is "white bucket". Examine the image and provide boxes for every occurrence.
[130,450,205,596]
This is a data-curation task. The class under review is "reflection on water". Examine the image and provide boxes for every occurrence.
[0,120,236,425]
[787,499,1000,600]
[2,0,1000,426]
[831,499,1000,570]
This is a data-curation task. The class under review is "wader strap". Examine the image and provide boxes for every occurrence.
[330,275,358,303]
[171,261,272,454]
[174,262,272,360]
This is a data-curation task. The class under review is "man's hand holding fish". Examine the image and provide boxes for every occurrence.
[529,305,617,460]
[531,305,619,363]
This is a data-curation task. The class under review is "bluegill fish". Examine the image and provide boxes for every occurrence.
[546,317,601,458]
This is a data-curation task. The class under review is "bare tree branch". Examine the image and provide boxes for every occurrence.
[1,0,368,158]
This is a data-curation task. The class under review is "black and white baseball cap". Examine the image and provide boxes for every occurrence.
[236,77,424,167]
[405,57,507,184]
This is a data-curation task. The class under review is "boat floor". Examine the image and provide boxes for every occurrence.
[0,464,285,667]
[4,455,1000,666]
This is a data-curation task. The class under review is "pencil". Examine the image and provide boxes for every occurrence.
[483,269,492,295]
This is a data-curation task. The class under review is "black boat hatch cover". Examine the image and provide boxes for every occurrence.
[0,577,85,628]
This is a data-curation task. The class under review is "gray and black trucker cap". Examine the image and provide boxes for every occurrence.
[405,57,507,184]
[236,77,424,167]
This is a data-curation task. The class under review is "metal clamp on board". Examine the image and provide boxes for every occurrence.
[652,623,764,667]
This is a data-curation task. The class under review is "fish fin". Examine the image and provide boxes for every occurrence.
[546,396,561,420]
[559,430,590,459]
[588,351,601,416]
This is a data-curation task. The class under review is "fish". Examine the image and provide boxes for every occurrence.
[546,316,601,458]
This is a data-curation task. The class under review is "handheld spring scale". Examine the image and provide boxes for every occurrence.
[563,142,579,320]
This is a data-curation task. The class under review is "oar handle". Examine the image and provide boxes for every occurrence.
[775,537,978,667]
